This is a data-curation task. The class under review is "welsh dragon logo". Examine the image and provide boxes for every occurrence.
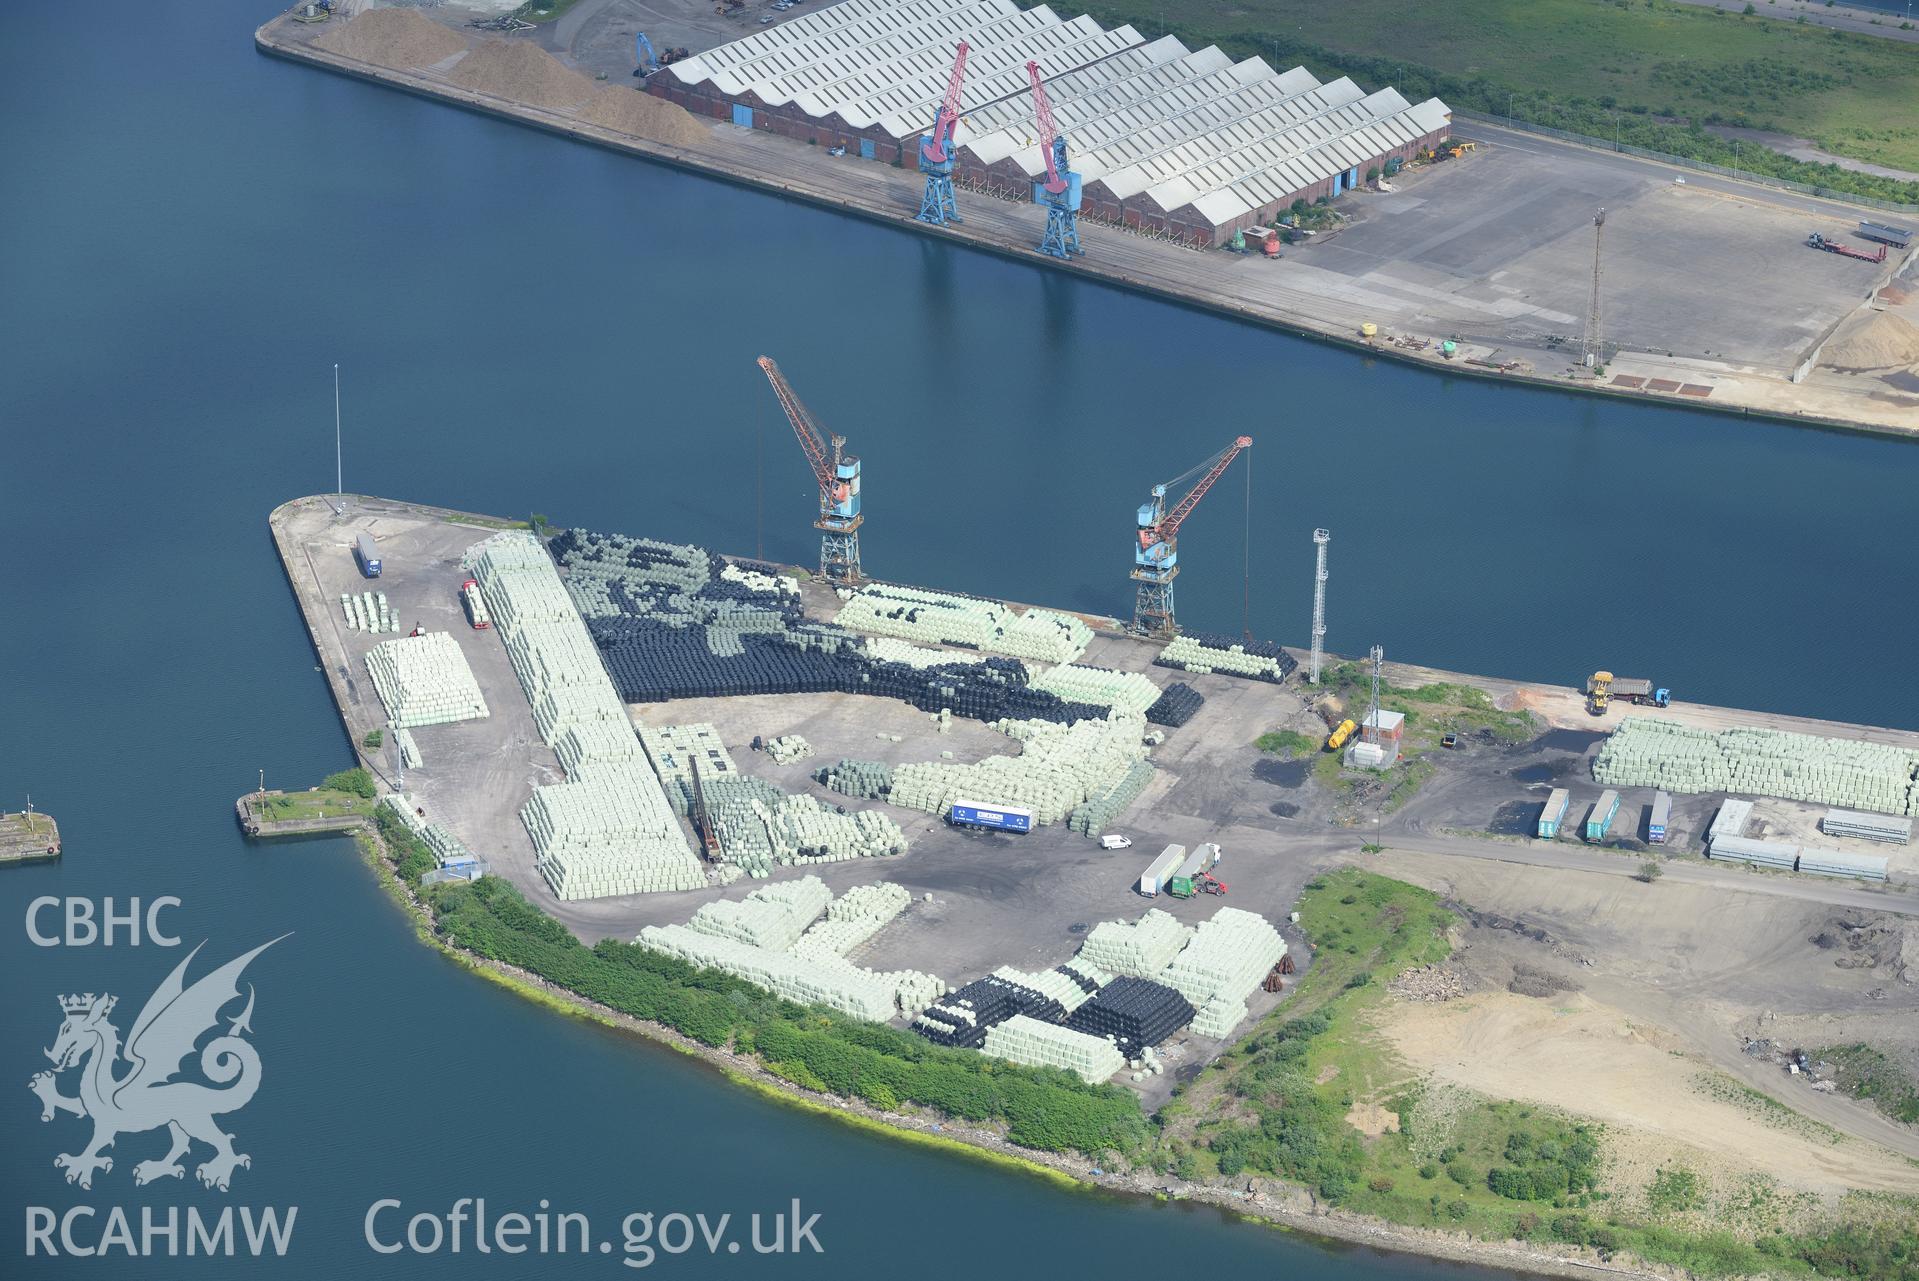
[29,937,285,1191]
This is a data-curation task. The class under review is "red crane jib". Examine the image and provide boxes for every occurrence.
[757,356,840,501]
[1153,435,1252,541]
[922,42,970,165]
[1025,60,1068,195]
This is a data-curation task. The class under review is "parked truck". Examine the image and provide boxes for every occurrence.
[1648,790,1671,844]
[1806,232,1887,263]
[948,800,1033,833]
[1326,718,1358,751]
[1587,671,1669,715]
[354,533,382,579]
[1538,788,1570,839]
[1858,220,1913,249]
[1586,789,1621,843]
[1138,843,1187,897]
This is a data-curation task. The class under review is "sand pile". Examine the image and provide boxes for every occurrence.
[1822,309,1919,371]
[315,9,466,69]
[579,88,709,148]
[450,39,596,113]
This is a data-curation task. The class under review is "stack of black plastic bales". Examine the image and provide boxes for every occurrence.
[1065,977,1194,1053]
[1154,631,1300,684]
[911,978,1024,1048]
[552,528,1120,726]
[1057,964,1104,997]
[1145,682,1205,727]
[977,974,1067,1024]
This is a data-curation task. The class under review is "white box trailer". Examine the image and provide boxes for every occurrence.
[1708,834,1798,869]
[1821,808,1911,845]
[1138,844,1187,897]
[1796,846,1890,881]
[1176,842,1221,879]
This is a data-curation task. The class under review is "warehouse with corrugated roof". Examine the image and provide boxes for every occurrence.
[652,0,1449,247]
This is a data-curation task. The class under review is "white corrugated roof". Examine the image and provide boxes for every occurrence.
[872,23,1147,137]
[958,35,1193,140]
[750,3,1041,108]
[672,0,1448,224]
[962,41,1241,167]
[1180,93,1448,224]
[819,16,1136,131]
[1093,75,1360,199]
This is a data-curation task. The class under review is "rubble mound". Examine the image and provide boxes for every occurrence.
[315,9,466,69]
[1388,964,1466,1003]
[1508,962,1579,999]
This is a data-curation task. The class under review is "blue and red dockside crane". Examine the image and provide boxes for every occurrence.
[758,356,864,586]
[1026,61,1082,259]
[1132,436,1252,635]
[917,43,970,226]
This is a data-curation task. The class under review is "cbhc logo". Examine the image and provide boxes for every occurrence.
[25,898,182,947]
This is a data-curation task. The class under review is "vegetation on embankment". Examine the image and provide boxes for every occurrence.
[1081,0,1919,205]
[1260,666,1533,820]
[1817,1043,1919,1125]
[1153,867,1919,1278]
[370,803,1148,1159]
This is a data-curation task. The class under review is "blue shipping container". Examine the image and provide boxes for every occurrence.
[948,801,1033,833]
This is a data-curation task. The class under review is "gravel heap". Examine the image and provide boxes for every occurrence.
[579,87,710,148]
[315,9,466,69]
[449,39,596,113]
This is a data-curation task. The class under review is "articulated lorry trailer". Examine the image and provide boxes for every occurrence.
[948,800,1033,833]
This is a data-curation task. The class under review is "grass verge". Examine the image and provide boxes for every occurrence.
[1081,0,1919,203]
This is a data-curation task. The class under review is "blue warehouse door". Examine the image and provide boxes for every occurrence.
[1346,166,1359,188]
[731,104,754,128]
[859,138,876,160]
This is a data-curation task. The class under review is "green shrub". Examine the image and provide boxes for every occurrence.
[385,837,1147,1158]
[325,767,376,799]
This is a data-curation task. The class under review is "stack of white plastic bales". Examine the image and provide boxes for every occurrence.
[363,631,490,728]
[1156,634,1286,679]
[834,584,1091,663]
[1160,908,1287,1039]
[393,727,422,769]
[992,964,1107,1015]
[1596,717,1919,814]
[1077,909,1194,978]
[1028,664,1161,716]
[699,776,907,877]
[793,883,912,960]
[341,591,400,634]
[1068,757,1155,837]
[637,723,737,814]
[814,760,892,799]
[888,712,1151,827]
[764,735,814,764]
[981,1016,1126,1084]
[689,875,831,950]
[465,531,702,899]
[638,877,942,1019]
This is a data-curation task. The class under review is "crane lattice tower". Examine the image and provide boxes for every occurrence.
[1581,208,1606,369]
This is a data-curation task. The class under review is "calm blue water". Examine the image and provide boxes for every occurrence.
[5,2,1919,1276]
